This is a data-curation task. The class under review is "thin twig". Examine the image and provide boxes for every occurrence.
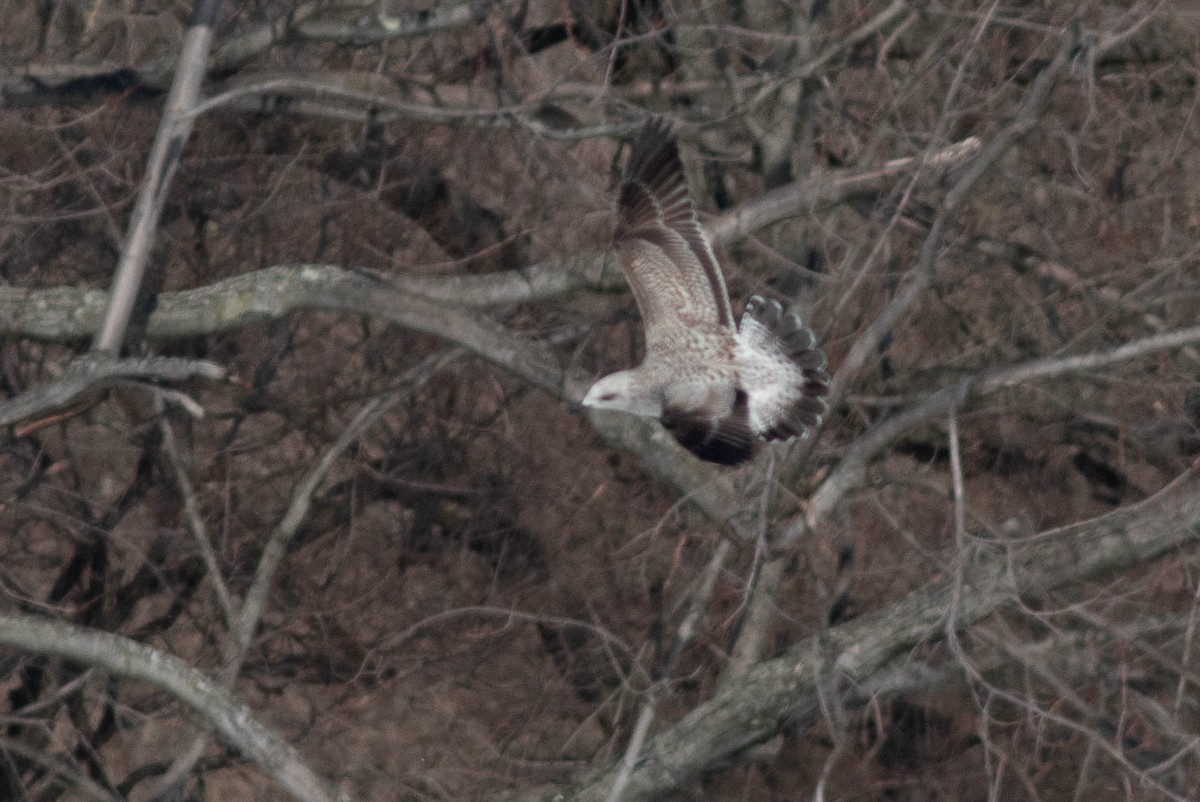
[825,18,1080,413]
[549,468,1200,801]
[158,403,238,628]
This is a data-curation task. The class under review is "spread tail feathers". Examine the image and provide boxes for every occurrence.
[743,295,831,442]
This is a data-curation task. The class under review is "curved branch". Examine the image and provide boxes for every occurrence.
[0,266,751,519]
[5,269,1198,535]
[707,136,979,243]
[0,130,980,333]
[0,614,347,802]
[1,2,493,106]
[150,349,462,797]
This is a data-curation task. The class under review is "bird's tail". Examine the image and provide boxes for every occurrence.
[743,296,831,441]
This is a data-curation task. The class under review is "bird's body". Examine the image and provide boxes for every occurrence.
[583,119,830,465]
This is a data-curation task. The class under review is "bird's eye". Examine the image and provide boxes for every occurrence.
[599,393,617,401]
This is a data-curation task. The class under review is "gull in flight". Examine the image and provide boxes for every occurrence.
[583,118,831,465]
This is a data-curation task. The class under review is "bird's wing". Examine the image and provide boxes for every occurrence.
[614,118,735,356]
[737,296,830,442]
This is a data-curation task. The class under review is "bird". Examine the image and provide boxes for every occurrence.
[582,118,831,465]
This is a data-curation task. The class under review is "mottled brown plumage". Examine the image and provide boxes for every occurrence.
[583,119,830,465]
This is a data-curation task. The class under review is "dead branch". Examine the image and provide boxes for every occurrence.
[825,22,1082,411]
[0,133,980,331]
[0,354,225,430]
[606,537,733,802]
[212,0,491,70]
[0,736,121,802]
[158,405,238,629]
[0,1,493,106]
[3,272,1196,538]
[721,20,1087,686]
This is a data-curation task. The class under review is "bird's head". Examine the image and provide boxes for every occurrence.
[581,371,662,418]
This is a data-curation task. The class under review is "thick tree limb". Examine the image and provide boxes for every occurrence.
[0,614,348,802]
[0,1,492,106]
[213,0,491,70]
[545,467,1200,801]
[720,25,1084,687]
[4,271,1197,534]
[730,23,1104,690]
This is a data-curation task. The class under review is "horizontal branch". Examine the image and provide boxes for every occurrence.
[0,613,347,802]
[218,0,490,63]
[0,354,225,428]
[0,1,493,105]
[0,265,753,523]
[707,136,980,244]
[0,131,977,331]
[0,266,564,387]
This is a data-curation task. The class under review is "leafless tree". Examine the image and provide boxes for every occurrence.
[0,1,1197,800]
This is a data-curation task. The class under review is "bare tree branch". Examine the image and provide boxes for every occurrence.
[0,735,122,802]
[825,22,1082,411]
[706,136,981,244]
[0,613,348,802]
[158,406,238,629]
[0,355,224,430]
[1,1,492,105]
[0,133,981,335]
[212,0,491,70]
[4,274,1196,539]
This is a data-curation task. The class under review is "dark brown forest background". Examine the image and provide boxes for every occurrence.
[1,1,1199,800]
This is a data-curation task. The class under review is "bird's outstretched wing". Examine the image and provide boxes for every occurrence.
[614,118,735,354]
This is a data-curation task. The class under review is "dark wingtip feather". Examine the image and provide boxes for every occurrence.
[625,118,676,183]
[615,118,690,237]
